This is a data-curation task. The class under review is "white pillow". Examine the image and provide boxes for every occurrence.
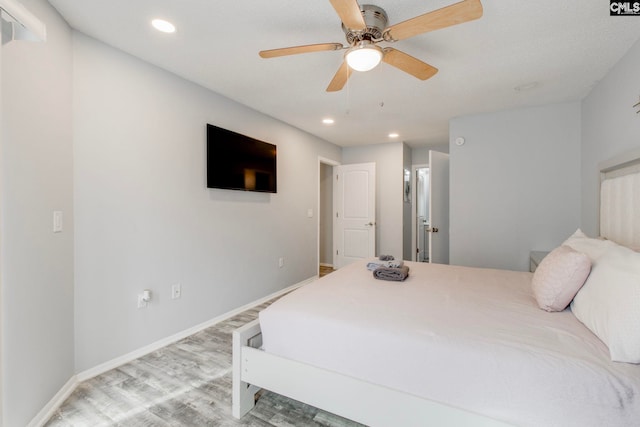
[570,243,640,363]
[562,228,617,261]
[531,245,591,312]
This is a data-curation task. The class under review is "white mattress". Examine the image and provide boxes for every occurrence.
[259,260,640,426]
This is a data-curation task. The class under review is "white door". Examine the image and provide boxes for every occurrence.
[429,151,450,264]
[333,163,376,268]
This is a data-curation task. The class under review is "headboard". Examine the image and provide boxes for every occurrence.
[599,148,640,249]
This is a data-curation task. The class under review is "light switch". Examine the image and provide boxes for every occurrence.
[53,211,63,233]
[307,208,313,218]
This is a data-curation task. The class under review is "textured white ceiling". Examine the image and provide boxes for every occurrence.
[47,0,640,147]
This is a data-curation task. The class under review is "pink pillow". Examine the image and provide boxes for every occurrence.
[531,245,592,312]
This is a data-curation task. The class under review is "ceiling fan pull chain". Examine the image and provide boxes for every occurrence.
[346,65,350,114]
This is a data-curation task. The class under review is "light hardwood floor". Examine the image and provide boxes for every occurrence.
[319,265,335,277]
[45,298,362,427]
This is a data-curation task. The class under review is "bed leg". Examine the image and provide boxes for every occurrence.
[232,319,263,419]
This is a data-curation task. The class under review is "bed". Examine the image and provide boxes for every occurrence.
[232,149,640,426]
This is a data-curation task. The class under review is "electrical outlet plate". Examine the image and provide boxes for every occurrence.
[137,294,148,308]
[171,284,181,299]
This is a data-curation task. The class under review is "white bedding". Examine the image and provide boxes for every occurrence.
[259,260,640,426]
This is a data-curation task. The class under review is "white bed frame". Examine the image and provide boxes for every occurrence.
[232,148,640,427]
[232,319,510,426]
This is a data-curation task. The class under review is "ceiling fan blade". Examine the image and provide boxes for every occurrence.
[382,48,438,80]
[329,0,366,31]
[385,0,483,41]
[326,61,351,92]
[259,43,344,58]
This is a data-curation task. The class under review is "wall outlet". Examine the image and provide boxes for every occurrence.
[171,283,181,299]
[278,257,284,268]
[137,294,148,308]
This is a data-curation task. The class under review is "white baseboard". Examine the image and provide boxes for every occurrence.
[28,375,78,427]
[77,276,315,382]
[29,276,316,427]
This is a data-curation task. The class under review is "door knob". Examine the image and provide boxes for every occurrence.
[365,222,375,226]
[427,227,439,233]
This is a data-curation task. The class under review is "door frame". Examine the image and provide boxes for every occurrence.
[318,157,340,273]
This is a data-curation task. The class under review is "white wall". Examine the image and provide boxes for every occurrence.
[1,1,74,425]
[3,4,635,424]
[0,16,4,426]
[581,38,640,236]
[72,33,341,371]
[0,22,5,427]
[411,144,449,165]
[449,102,582,271]
[342,143,404,258]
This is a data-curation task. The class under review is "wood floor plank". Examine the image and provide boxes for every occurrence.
[44,297,364,426]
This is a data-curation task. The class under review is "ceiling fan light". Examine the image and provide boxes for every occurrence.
[345,42,383,72]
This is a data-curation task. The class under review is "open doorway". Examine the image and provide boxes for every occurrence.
[318,158,339,277]
[411,151,450,264]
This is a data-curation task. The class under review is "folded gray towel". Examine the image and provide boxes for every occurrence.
[373,265,410,281]
[379,254,395,261]
[366,260,404,271]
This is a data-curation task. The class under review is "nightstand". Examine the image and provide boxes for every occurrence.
[529,251,550,273]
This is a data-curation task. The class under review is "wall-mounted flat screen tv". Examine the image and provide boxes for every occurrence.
[206,124,277,193]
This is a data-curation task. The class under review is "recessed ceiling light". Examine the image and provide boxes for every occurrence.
[388,133,399,138]
[322,118,335,125]
[152,19,176,33]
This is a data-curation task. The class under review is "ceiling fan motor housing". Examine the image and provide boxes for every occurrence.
[342,4,388,44]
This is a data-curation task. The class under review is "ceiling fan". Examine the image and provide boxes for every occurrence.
[259,0,483,92]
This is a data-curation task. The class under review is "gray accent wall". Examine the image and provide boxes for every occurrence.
[449,103,582,271]
[1,1,74,426]
[581,38,640,237]
[1,2,341,423]
[72,33,341,372]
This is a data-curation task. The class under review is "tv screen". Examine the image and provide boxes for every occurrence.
[206,124,277,193]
